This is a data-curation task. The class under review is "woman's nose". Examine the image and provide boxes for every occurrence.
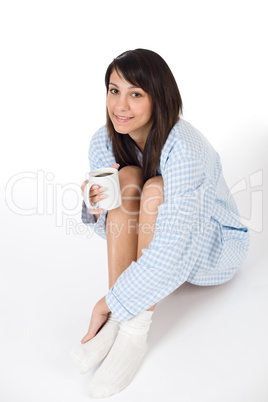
[116,95,130,111]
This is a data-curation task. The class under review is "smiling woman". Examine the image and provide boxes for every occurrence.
[71,48,250,398]
[106,70,153,153]
[105,49,183,185]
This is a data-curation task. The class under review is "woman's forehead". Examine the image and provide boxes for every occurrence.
[109,69,141,88]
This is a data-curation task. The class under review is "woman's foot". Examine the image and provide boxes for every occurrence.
[70,312,120,374]
[89,310,153,398]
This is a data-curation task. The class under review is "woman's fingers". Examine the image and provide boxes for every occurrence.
[90,185,105,197]
[111,163,120,170]
[86,186,105,214]
[81,332,94,344]
[88,185,105,208]
[81,184,104,214]
[81,311,109,344]
[81,182,104,199]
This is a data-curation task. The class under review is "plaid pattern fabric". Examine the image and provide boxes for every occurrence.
[81,118,250,322]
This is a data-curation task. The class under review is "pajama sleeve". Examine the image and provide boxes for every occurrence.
[105,145,217,322]
[81,127,116,240]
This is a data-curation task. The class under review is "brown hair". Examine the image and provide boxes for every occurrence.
[105,48,183,184]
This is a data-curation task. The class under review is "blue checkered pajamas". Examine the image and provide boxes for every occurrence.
[81,118,250,322]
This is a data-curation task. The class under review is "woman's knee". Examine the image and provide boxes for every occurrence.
[140,176,164,213]
[119,166,143,198]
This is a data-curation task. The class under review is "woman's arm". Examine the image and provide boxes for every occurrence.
[81,126,117,238]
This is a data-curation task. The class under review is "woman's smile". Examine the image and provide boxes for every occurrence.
[114,115,134,123]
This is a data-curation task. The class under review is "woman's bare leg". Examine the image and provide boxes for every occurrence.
[88,174,165,398]
[106,166,143,289]
[72,170,164,382]
[89,176,164,397]
[107,169,164,311]
[137,175,164,311]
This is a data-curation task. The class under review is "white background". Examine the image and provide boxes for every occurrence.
[1,0,267,401]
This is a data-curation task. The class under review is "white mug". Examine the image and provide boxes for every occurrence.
[83,167,122,211]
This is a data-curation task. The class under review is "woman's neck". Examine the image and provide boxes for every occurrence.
[128,121,153,154]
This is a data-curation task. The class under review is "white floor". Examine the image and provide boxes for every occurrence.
[1,198,268,402]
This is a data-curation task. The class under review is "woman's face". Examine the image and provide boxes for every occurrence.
[106,69,153,148]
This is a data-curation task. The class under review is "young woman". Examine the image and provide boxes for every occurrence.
[71,49,250,398]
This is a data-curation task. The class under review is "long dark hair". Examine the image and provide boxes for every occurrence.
[105,49,183,184]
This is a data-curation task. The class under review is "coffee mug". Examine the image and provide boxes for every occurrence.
[83,167,122,210]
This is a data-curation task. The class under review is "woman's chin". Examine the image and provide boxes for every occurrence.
[113,125,129,135]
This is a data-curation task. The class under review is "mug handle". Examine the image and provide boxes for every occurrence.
[84,178,99,210]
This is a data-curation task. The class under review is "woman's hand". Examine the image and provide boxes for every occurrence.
[81,296,111,344]
[81,163,120,215]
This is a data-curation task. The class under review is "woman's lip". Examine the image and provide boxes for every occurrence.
[114,115,134,123]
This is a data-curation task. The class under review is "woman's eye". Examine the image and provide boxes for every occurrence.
[110,88,118,94]
[131,92,141,98]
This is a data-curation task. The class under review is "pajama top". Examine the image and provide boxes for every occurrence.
[81,118,250,322]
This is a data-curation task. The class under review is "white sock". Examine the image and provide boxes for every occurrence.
[89,310,154,398]
[70,312,120,374]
